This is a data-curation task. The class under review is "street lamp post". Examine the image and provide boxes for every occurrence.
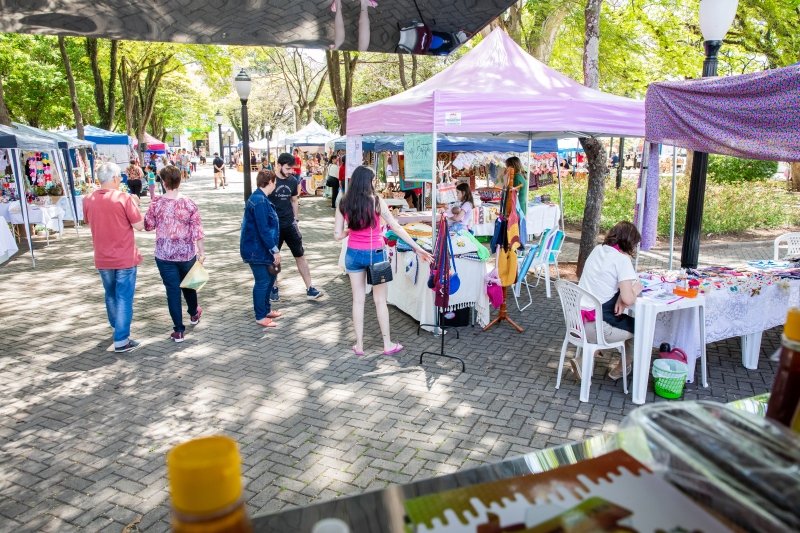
[227,130,233,168]
[265,124,272,168]
[681,0,738,268]
[215,110,224,164]
[234,69,253,200]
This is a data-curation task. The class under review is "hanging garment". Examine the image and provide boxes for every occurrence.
[497,246,518,287]
[506,188,521,252]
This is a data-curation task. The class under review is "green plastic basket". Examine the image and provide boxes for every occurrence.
[652,359,688,399]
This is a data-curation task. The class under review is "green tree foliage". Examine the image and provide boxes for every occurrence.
[0,34,94,128]
[707,155,779,184]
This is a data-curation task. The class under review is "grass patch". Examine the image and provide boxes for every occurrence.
[536,176,800,237]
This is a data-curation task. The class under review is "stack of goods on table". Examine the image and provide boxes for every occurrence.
[639,266,792,298]
[747,259,800,280]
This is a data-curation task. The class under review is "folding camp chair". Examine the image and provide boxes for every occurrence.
[512,229,562,309]
[531,229,564,296]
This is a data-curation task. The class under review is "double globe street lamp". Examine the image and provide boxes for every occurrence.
[681,0,739,268]
[234,69,253,200]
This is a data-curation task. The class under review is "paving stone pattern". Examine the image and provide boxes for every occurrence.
[0,167,781,531]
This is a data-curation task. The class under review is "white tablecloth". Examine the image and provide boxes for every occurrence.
[57,195,84,221]
[387,250,490,332]
[0,216,18,263]
[6,201,64,232]
[473,203,560,237]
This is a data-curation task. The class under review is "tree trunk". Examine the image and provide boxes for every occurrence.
[58,36,84,139]
[326,50,359,134]
[533,9,570,63]
[107,40,118,129]
[791,162,800,192]
[86,38,118,130]
[86,38,108,128]
[576,0,605,277]
[0,76,12,126]
[398,54,408,90]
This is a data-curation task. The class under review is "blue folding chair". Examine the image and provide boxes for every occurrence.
[513,228,563,309]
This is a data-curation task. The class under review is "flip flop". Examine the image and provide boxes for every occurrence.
[256,318,277,328]
[266,311,283,319]
[382,343,404,356]
[352,346,365,357]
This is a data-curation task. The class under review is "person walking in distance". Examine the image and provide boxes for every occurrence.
[268,153,323,302]
[212,152,226,189]
[83,162,145,353]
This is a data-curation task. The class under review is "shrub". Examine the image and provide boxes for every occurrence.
[535,175,800,237]
[707,155,778,184]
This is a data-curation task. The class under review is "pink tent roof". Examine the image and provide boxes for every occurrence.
[132,133,167,151]
[347,28,645,138]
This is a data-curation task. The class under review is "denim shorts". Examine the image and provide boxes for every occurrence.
[345,248,385,274]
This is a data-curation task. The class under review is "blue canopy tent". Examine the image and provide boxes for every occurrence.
[13,123,94,225]
[0,125,69,267]
[65,125,133,166]
[332,135,558,154]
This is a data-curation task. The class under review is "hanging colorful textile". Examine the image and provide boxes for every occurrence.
[428,215,451,309]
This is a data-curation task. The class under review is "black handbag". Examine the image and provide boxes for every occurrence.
[366,223,392,285]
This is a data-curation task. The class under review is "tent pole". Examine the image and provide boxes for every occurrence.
[57,149,79,235]
[11,149,35,268]
[669,145,677,270]
[556,156,565,231]
[523,133,531,215]
[634,143,650,270]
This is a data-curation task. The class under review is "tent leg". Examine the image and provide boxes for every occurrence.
[11,150,35,268]
[669,145,677,270]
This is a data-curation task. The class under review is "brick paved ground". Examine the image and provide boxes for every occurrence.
[0,167,782,531]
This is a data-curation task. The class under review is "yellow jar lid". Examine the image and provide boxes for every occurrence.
[785,308,800,342]
[167,435,242,515]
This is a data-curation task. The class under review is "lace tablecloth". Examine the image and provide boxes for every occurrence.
[652,281,800,361]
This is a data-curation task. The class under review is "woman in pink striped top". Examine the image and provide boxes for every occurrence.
[334,166,432,357]
[144,165,205,343]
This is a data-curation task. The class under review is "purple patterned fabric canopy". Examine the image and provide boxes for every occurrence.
[645,64,800,161]
[639,64,800,249]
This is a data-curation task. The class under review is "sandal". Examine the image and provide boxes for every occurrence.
[256,317,277,328]
[382,343,404,356]
[568,357,583,381]
[352,345,365,357]
[608,360,632,381]
[266,311,283,319]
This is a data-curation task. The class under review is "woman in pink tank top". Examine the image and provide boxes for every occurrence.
[334,166,433,357]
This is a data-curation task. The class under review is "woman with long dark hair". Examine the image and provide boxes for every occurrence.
[505,156,526,189]
[334,166,433,357]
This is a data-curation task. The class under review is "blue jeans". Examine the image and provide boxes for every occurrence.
[345,248,385,274]
[249,263,276,320]
[98,267,137,348]
[155,257,199,332]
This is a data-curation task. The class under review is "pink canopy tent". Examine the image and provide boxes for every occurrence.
[347,28,645,139]
[132,133,167,152]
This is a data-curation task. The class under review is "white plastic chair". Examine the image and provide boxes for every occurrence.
[774,232,800,260]
[555,280,628,402]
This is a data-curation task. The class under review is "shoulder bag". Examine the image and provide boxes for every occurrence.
[366,213,392,285]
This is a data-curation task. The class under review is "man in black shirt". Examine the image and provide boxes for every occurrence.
[268,153,322,301]
[212,153,226,189]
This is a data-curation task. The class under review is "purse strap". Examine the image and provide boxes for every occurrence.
[447,230,458,275]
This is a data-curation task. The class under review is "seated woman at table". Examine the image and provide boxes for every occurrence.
[334,166,433,357]
[575,220,642,381]
[445,182,474,234]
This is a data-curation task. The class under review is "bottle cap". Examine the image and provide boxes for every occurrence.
[785,308,800,342]
[167,435,242,515]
